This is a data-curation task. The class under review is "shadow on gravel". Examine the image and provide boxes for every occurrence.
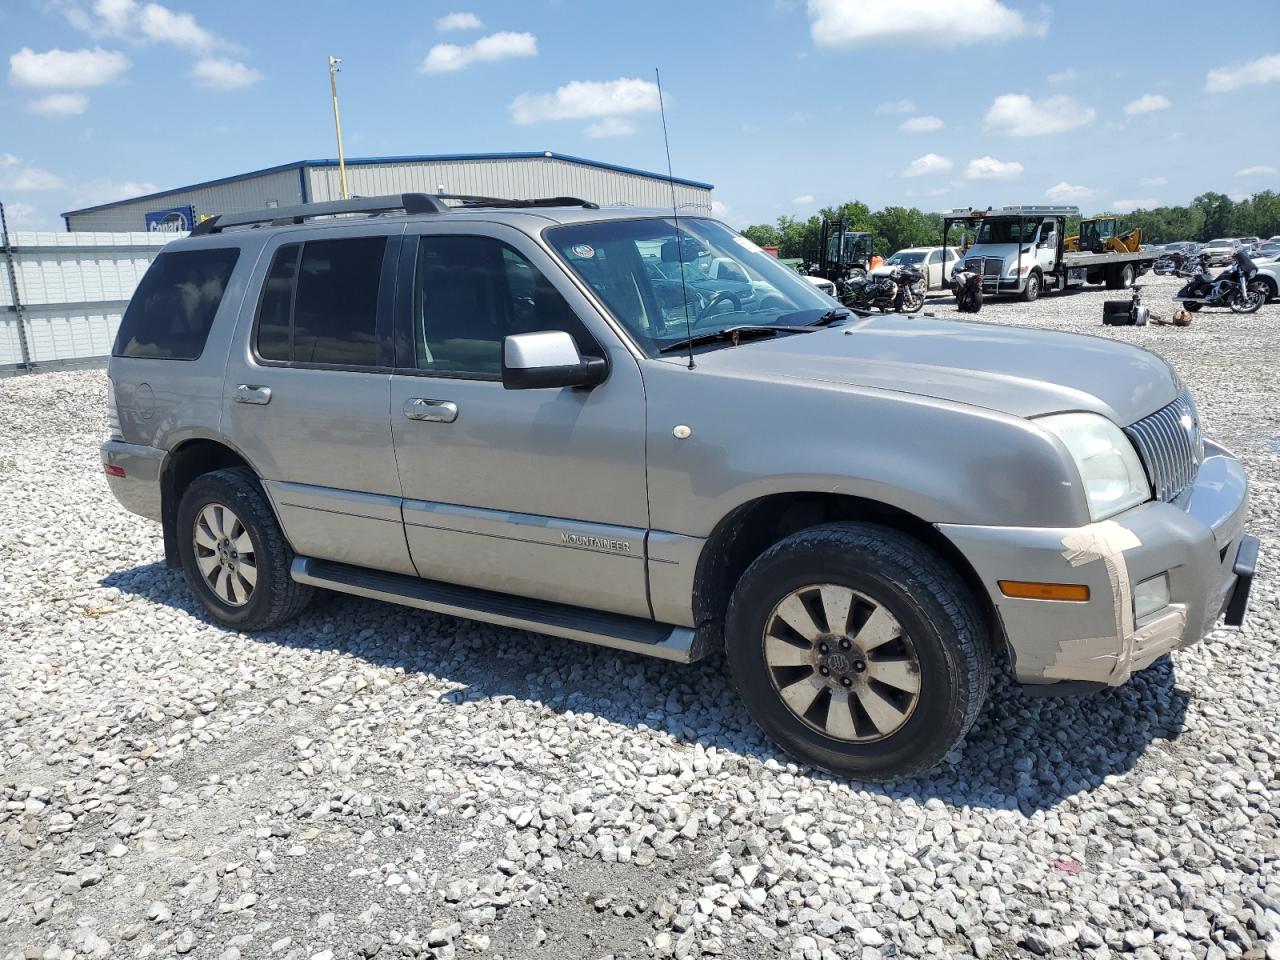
[105,561,1188,815]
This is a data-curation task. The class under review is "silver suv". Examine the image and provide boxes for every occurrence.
[102,193,1257,781]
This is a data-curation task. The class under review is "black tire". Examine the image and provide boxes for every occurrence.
[724,523,991,781]
[1230,281,1268,314]
[176,466,313,631]
[1020,271,1041,302]
[1183,302,1201,312]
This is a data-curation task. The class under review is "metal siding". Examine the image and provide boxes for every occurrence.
[305,157,712,212]
[2,231,178,367]
[65,170,303,232]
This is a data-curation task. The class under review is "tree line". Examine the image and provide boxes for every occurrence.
[740,191,1280,260]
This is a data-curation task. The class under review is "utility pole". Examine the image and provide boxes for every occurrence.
[327,55,349,200]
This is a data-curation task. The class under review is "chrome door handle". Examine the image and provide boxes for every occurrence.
[403,398,458,423]
[233,384,272,405]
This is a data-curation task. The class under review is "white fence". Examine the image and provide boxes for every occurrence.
[1,206,181,371]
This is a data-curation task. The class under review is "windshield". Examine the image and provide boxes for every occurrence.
[1207,240,1232,247]
[886,251,926,266]
[546,217,836,357]
[975,219,1039,243]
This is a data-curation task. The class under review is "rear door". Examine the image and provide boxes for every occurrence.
[387,220,651,617]
[222,223,415,575]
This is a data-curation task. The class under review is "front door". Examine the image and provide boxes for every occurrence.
[223,225,415,576]
[387,222,651,617]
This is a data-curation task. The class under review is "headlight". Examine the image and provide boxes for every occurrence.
[1038,412,1150,520]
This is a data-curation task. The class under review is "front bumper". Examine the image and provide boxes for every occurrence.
[101,439,166,522]
[938,440,1252,687]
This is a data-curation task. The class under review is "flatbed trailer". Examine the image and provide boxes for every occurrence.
[943,205,1156,301]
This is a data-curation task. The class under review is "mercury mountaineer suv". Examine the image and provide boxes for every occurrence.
[102,193,1257,781]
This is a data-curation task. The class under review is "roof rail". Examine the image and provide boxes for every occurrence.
[190,193,449,235]
[437,193,600,210]
[189,192,602,236]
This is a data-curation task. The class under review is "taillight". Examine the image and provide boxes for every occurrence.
[104,464,125,478]
[106,378,123,440]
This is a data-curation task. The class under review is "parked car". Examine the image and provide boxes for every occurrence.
[101,193,1257,782]
[872,246,962,291]
[1251,242,1280,263]
[1253,260,1280,301]
[1203,238,1240,266]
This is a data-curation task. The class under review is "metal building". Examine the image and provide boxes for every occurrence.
[61,152,715,232]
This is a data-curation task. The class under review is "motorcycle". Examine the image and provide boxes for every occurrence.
[841,263,926,313]
[952,268,983,313]
[1173,249,1268,313]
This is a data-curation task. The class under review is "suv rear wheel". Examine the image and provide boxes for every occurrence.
[176,467,312,630]
[725,523,991,781]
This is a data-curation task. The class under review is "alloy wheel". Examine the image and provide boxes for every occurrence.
[763,584,922,742]
[193,502,257,607]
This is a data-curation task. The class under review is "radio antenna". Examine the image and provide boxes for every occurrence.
[655,67,694,370]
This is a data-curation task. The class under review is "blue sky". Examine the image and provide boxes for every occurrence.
[2,0,1279,231]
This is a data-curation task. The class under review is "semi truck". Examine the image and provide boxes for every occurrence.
[942,205,1158,301]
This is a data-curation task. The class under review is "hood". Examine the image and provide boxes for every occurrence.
[961,242,1032,264]
[694,312,1177,424]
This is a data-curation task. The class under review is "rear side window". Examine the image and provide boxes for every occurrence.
[254,237,386,367]
[113,248,240,359]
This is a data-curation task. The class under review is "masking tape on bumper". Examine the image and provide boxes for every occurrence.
[1047,521,1143,684]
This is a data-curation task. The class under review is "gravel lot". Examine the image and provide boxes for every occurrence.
[1,274,1277,960]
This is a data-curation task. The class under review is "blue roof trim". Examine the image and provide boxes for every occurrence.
[61,151,714,217]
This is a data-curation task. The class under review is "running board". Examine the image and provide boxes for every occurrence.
[290,557,707,663]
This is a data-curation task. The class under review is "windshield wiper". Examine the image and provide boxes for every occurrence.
[657,324,813,354]
[808,307,855,326]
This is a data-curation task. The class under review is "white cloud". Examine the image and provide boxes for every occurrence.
[808,0,1046,47]
[436,11,483,32]
[965,155,1023,180]
[0,201,43,228]
[510,77,659,125]
[875,98,915,114]
[1047,68,1076,83]
[1139,176,1167,187]
[902,153,952,177]
[1045,181,1096,202]
[791,194,815,205]
[983,93,1095,136]
[190,57,262,90]
[899,115,943,132]
[1124,93,1170,115]
[8,46,129,88]
[1236,165,1278,177]
[0,156,65,191]
[584,116,635,138]
[73,178,161,207]
[421,31,537,74]
[135,2,215,50]
[29,92,90,115]
[1205,53,1280,92]
[1111,198,1156,213]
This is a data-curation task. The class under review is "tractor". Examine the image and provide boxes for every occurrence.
[1065,217,1143,255]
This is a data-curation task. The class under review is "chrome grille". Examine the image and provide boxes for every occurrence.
[1125,387,1204,503]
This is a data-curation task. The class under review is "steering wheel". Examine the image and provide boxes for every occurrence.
[697,290,742,322]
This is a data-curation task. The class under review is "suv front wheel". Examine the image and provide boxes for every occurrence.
[725,523,991,781]
[176,467,313,631]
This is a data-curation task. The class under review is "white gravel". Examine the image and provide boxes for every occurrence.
[1,273,1277,960]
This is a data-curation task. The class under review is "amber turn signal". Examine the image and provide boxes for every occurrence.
[998,580,1090,602]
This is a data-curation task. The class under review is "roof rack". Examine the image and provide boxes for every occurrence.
[190,192,600,236]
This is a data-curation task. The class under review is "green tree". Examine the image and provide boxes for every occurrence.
[740,224,779,248]
[871,206,940,255]
[1192,192,1234,241]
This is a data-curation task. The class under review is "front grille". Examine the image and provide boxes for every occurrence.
[1125,386,1204,503]
[964,257,1003,278]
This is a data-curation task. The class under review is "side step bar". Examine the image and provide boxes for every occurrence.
[290,557,708,663]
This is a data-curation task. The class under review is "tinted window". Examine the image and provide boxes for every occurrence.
[413,237,593,377]
[114,248,239,359]
[256,244,299,362]
[290,237,385,366]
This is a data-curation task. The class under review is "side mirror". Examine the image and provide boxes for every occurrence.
[502,331,607,391]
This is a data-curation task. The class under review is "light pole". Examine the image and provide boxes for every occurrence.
[327,55,349,200]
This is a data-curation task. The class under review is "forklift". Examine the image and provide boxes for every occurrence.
[812,219,875,284]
